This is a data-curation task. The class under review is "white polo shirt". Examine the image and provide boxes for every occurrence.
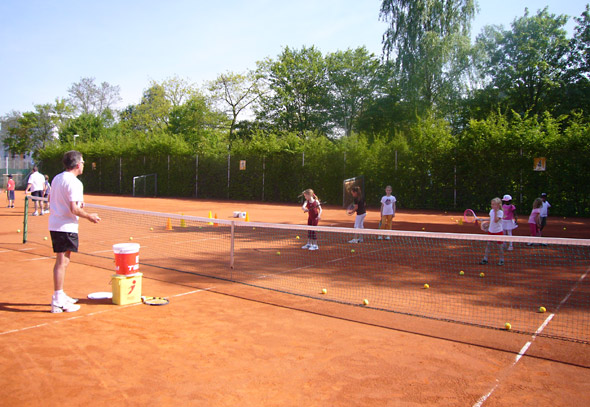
[27,171,45,192]
[48,171,84,233]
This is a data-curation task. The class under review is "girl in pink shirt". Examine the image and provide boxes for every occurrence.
[528,198,543,237]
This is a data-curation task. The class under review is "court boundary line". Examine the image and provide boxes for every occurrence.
[472,266,590,406]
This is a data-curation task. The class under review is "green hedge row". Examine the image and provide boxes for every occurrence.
[37,113,590,216]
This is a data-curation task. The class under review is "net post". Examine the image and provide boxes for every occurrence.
[229,221,235,274]
[23,195,29,243]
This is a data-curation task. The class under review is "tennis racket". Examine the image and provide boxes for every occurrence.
[142,296,169,306]
[346,203,355,216]
[464,209,490,232]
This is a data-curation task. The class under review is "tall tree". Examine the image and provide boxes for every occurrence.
[67,77,121,115]
[208,71,262,143]
[380,0,476,113]
[256,46,331,136]
[476,8,570,116]
[326,47,382,137]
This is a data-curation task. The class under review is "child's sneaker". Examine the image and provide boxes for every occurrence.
[498,260,504,266]
[377,236,383,240]
[32,211,39,216]
[479,259,488,265]
[301,243,311,249]
[507,246,513,251]
[51,299,80,313]
[385,236,391,240]
[348,239,358,243]
[308,245,319,251]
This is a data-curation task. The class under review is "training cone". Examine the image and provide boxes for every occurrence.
[245,212,250,222]
[166,218,173,230]
[180,218,186,228]
[207,210,214,225]
[213,213,219,227]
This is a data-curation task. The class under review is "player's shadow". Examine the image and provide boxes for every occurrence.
[0,302,49,313]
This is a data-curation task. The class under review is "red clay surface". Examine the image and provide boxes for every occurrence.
[1,190,589,406]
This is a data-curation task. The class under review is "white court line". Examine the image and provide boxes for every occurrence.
[0,287,215,337]
[23,257,55,261]
[473,267,590,407]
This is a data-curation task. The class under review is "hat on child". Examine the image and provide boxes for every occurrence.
[502,194,512,201]
[541,192,547,197]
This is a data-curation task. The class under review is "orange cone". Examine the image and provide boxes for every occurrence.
[245,212,250,222]
[166,218,173,230]
[213,213,219,227]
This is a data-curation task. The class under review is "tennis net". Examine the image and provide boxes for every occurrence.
[23,196,590,343]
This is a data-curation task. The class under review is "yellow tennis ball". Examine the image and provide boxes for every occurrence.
[505,322,512,330]
[150,227,154,231]
[539,306,546,313]
[459,270,464,275]
[351,249,355,253]
[480,272,485,278]
[17,229,21,233]
[276,251,281,255]
[296,236,300,239]
[363,299,369,306]
[422,227,425,230]
[321,288,327,294]
[44,236,48,240]
[129,236,133,240]
[563,227,567,230]
[423,283,429,289]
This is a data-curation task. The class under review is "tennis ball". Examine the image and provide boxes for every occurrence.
[17,229,20,233]
[44,236,48,240]
[459,270,464,275]
[351,249,355,253]
[422,227,425,230]
[276,251,281,255]
[296,236,300,239]
[505,322,512,330]
[363,299,369,306]
[150,227,154,231]
[129,236,133,240]
[423,283,430,289]
[563,227,567,230]
[539,306,546,313]
[321,288,327,294]
[480,272,485,278]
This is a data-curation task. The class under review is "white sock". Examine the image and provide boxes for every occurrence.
[53,290,65,302]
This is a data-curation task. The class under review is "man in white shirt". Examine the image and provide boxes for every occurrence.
[49,151,101,313]
[25,166,46,216]
[540,192,551,235]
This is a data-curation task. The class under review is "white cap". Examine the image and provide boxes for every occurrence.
[502,194,512,201]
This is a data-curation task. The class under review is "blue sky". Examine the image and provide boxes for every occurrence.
[0,0,587,116]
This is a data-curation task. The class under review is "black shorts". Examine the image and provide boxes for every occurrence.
[50,231,79,253]
[31,190,43,198]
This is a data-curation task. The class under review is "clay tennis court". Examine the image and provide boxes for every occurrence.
[1,190,589,406]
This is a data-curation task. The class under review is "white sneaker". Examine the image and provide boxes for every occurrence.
[507,246,513,251]
[377,236,383,240]
[32,211,39,216]
[301,243,311,249]
[348,239,358,243]
[385,236,391,240]
[51,299,81,313]
[308,244,319,251]
[65,294,79,304]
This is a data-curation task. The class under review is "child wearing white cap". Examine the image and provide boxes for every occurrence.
[501,194,518,251]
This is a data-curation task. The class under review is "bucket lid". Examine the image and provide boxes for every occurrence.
[113,243,140,254]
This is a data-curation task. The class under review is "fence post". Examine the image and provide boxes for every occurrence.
[195,154,199,198]
[227,152,231,200]
[262,156,265,201]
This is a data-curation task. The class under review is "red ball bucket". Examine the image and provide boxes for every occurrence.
[113,243,140,275]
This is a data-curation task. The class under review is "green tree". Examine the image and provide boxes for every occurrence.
[120,84,171,133]
[379,0,476,114]
[475,8,569,116]
[256,46,331,136]
[208,71,262,143]
[326,47,382,137]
